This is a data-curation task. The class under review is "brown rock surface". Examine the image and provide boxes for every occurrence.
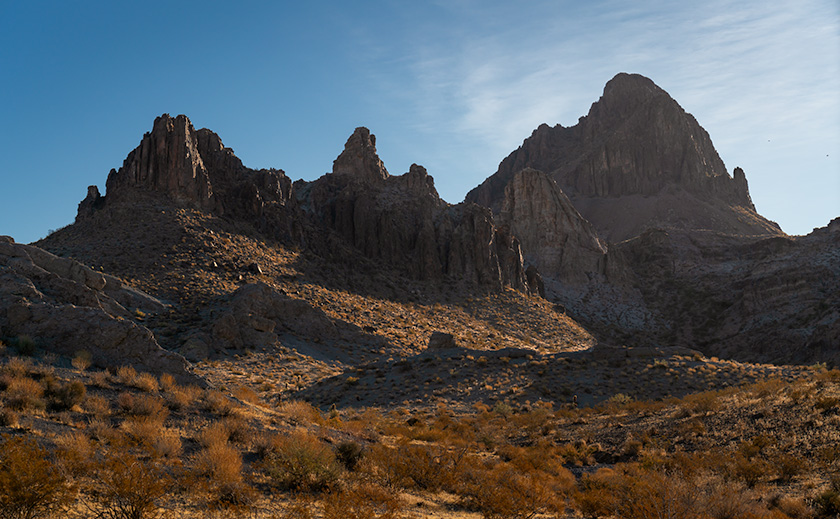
[82,114,299,242]
[0,240,190,377]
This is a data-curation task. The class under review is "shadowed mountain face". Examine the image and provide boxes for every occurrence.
[74,115,535,295]
[466,73,783,242]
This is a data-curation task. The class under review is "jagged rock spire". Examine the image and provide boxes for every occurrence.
[332,127,389,182]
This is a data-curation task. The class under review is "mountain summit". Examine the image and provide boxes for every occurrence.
[467,73,782,241]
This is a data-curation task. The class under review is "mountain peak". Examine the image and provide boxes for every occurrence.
[466,73,783,241]
[332,127,389,182]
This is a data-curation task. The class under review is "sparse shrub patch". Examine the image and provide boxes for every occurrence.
[0,435,75,519]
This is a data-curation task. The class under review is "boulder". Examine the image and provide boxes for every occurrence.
[428,331,456,350]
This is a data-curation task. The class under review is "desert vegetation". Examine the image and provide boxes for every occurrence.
[1,342,839,518]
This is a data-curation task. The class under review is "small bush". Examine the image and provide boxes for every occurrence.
[5,376,45,411]
[460,462,568,519]
[114,365,138,386]
[47,380,86,411]
[336,441,364,471]
[13,335,36,356]
[277,400,323,425]
[322,482,405,519]
[71,350,92,371]
[84,452,174,519]
[0,435,75,519]
[0,407,19,427]
[133,373,159,393]
[263,431,342,492]
[203,391,238,417]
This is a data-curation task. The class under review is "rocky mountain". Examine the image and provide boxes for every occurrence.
[466,73,783,242]
[29,73,839,372]
[297,128,533,292]
[76,115,535,294]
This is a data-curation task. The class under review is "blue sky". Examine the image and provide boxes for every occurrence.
[1,0,838,243]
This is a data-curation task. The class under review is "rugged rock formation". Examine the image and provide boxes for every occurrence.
[78,114,298,242]
[298,128,534,292]
[0,237,191,378]
[467,73,783,241]
[75,117,533,294]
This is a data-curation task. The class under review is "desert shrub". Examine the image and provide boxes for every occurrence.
[232,385,260,404]
[196,442,243,483]
[193,441,255,507]
[608,469,700,519]
[769,495,814,519]
[158,373,176,392]
[0,434,75,519]
[47,380,86,411]
[322,482,405,519]
[119,393,169,421]
[121,416,180,459]
[814,489,840,518]
[575,468,620,518]
[55,431,94,476]
[277,400,323,425]
[221,415,251,445]
[133,373,159,393]
[164,384,201,411]
[4,376,45,411]
[114,365,138,386]
[336,440,364,471]
[459,462,569,519]
[0,406,19,427]
[263,431,342,492]
[729,454,771,488]
[361,440,466,491]
[71,350,92,371]
[13,335,36,356]
[774,453,806,483]
[203,391,238,417]
[197,421,232,448]
[89,370,111,388]
[84,394,112,417]
[85,451,175,519]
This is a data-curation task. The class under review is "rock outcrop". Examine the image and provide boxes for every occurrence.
[0,238,191,378]
[74,117,534,294]
[78,114,298,242]
[467,73,783,241]
[298,128,534,292]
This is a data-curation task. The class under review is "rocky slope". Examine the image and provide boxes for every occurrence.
[466,73,783,242]
[0,236,191,378]
[618,219,840,365]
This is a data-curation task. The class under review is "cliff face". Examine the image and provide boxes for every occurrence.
[497,168,607,285]
[298,128,532,292]
[467,73,783,241]
[616,220,840,365]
